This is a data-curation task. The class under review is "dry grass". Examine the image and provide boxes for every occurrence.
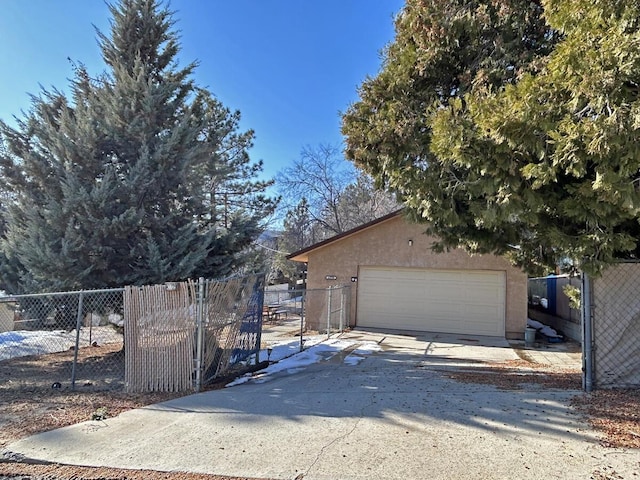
[446,358,583,390]
[572,388,640,449]
[0,463,272,480]
[0,343,184,450]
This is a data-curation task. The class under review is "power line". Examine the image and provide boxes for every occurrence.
[253,242,290,255]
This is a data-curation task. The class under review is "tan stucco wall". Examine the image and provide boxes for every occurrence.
[304,215,527,339]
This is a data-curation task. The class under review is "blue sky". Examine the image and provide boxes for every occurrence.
[0,1,403,181]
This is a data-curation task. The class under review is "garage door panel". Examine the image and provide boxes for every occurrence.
[425,301,464,316]
[427,284,459,298]
[357,267,505,336]
[470,284,503,298]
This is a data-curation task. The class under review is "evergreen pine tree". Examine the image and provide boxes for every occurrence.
[343,0,640,275]
[0,0,275,293]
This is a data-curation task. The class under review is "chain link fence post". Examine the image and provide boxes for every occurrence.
[195,277,205,392]
[339,286,346,332]
[300,288,306,352]
[581,272,593,392]
[255,275,264,365]
[70,292,84,390]
[326,286,332,339]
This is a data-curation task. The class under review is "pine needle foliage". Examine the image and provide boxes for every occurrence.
[343,0,640,275]
[0,0,275,293]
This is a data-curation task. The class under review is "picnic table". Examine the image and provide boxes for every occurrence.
[263,304,288,321]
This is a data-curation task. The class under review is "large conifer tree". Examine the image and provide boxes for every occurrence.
[0,0,275,293]
[343,0,640,275]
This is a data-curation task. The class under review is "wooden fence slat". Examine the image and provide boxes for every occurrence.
[124,276,260,392]
[123,282,195,393]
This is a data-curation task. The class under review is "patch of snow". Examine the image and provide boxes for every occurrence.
[227,337,383,387]
[0,327,123,362]
[342,341,382,365]
[527,318,562,338]
[0,330,73,361]
[343,355,365,366]
[352,341,382,355]
[326,338,357,350]
[226,375,252,387]
[252,335,326,364]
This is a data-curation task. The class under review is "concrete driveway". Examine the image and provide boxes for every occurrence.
[5,331,636,479]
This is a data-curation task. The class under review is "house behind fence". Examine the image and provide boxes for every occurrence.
[303,285,351,334]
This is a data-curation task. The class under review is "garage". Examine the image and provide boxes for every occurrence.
[287,211,526,339]
[357,266,506,336]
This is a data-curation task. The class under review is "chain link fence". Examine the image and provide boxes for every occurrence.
[0,279,352,396]
[0,288,125,392]
[199,275,264,386]
[590,262,640,388]
[259,286,351,354]
[1,278,264,394]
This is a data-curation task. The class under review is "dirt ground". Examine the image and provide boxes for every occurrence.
[1,344,638,479]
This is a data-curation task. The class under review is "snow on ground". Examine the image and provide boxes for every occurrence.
[343,342,383,366]
[1,326,382,385]
[0,330,71,361]
[0,327,123,362]
[227,337,383,386]
[259,335,327,364]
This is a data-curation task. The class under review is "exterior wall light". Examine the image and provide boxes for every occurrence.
[408,239,413,246]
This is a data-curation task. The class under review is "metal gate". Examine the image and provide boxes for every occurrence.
[123,275,264,393]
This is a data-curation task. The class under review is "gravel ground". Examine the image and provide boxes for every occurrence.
[1,345,638,479]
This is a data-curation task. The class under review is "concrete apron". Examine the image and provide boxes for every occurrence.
[5,331,635,480]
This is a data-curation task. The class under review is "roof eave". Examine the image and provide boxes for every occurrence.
[286,209,404,263]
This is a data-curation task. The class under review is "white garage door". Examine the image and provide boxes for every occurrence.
[357,267,506,336]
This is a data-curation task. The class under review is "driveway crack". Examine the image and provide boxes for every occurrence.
[299,392,375,479]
